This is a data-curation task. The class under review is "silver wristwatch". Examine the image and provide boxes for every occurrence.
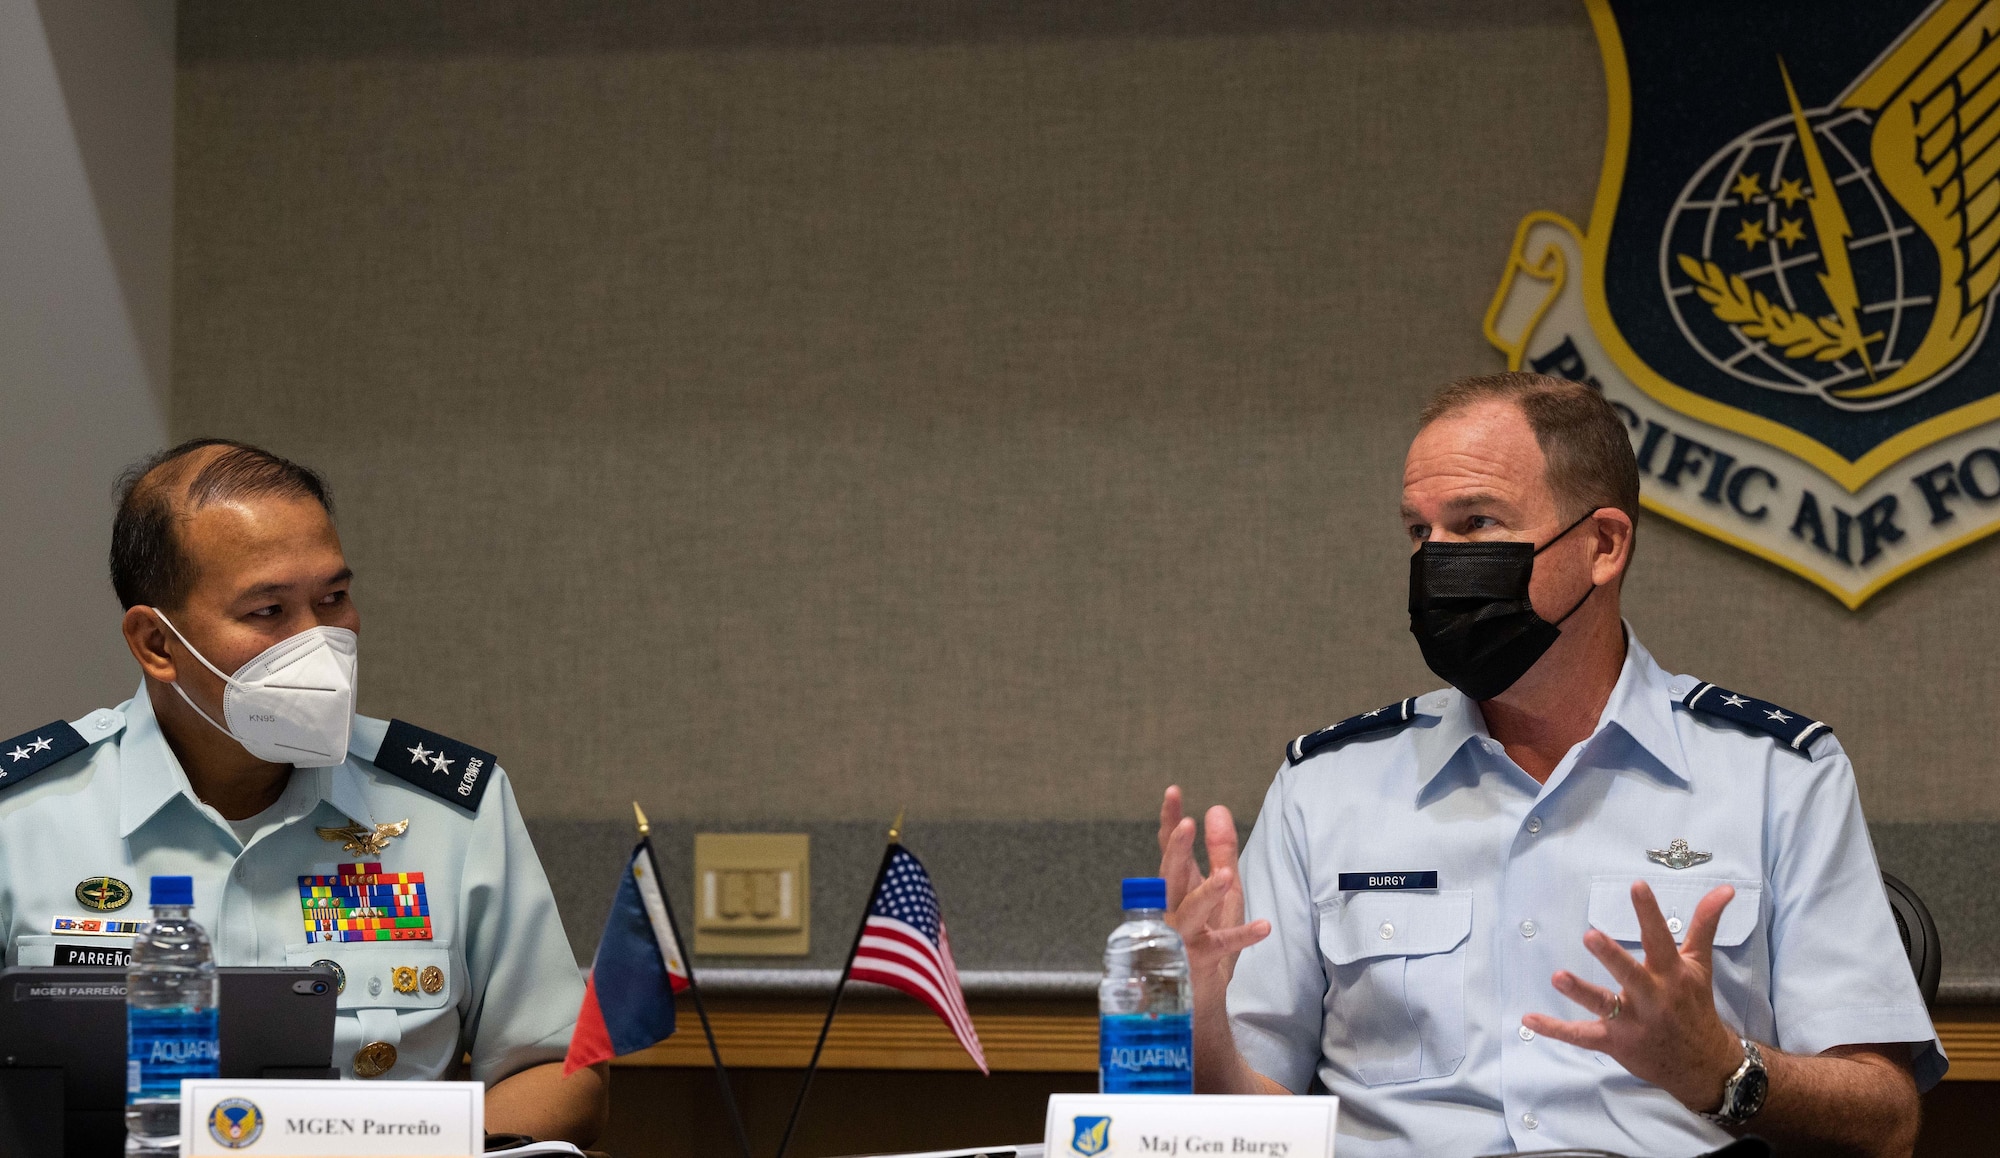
[1700,1038,1769,1127]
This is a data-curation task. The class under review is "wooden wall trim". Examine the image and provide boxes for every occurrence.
[614,1011,1999,1081]
[618,1010,1093,1072]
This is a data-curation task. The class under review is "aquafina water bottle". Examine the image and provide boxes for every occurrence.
[125,875,220,1154]
[1098,876,1194,1093]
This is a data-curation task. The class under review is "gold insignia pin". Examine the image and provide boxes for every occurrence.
[74,876,133,912]
[315,818,410,856]
[391,965,419,995]
[353,1041,397,1078]
[419,965,444,995]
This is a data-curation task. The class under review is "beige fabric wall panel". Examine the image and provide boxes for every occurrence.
[172,3,1997,825]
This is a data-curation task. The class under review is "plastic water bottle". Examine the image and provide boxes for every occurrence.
[1099,876,1193,1093]
[125,875,220,1155]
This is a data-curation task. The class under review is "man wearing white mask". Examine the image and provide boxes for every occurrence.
[0,440,606,1145]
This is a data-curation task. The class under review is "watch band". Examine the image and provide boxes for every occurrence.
[1700,1038,1768,1126]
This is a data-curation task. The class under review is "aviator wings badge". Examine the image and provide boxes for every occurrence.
[316,818,410,856]
[1488,2,2000,608]
[1648,838,1713,871]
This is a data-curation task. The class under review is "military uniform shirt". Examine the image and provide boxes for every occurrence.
[0,684,584,1084]
[1229,630,1943,1158]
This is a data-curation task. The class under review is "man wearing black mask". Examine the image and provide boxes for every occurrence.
[1156,374,1937,1157]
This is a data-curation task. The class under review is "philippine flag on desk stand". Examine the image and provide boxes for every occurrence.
[564,842,690,1073]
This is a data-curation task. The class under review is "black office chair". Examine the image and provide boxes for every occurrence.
[1882,871,1941,1007]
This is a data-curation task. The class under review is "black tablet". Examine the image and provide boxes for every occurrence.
[0,965,338,1158]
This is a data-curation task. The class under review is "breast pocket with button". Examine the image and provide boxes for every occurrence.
[1586,877,1762,947]
[286,942,459,1079]
[1316,890,1473,1086]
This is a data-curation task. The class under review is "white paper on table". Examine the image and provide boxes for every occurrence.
[1044,1093,1337,1158]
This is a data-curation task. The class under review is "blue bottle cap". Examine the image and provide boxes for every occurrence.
[1122,877,1167,911]
[150,875,194,906]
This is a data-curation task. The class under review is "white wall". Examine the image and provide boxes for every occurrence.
[0,0,174,728]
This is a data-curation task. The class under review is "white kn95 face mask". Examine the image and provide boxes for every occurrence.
[153,610,358,768]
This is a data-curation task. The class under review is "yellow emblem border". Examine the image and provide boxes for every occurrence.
[1577,0,2000,495]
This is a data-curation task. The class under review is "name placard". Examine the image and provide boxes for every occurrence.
[1043,1093,1337,1158]
[177,1079,482,1156]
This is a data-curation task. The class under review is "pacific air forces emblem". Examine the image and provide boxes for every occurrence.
[1489,1,2000,607]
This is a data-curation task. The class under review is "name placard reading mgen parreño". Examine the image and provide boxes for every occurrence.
[1044,1093,1337,1158]
[178,1079,482,1156]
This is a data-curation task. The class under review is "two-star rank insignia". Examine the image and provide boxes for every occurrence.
[1681,683,1831,754]
[373,720,496,812]
[0,721,88,794]
[1287,697,1423,766]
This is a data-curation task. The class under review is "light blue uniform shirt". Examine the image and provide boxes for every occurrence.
[1229,630,1942,1157]
[0,684,583,1086]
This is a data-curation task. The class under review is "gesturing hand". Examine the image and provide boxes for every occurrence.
[1157,786,1271,993]
[1523,881,1745,1112]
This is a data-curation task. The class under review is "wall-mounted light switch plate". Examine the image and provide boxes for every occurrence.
[692,832,809,956]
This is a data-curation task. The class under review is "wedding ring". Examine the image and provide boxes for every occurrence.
[1607,993,1622,1021]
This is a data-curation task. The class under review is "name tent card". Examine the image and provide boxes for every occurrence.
[178,1079,482,1156]
[1044,1094,1337,1158]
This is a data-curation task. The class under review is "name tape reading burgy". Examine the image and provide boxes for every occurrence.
[1337,872,1439,891]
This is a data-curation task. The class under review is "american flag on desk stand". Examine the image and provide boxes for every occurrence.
[850,845,987,1072]
[773,822,986,1158]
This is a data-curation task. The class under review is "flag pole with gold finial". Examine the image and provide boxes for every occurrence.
[774,810,906,1158]
[633,802,753,1158]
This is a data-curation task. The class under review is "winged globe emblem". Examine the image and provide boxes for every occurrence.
[1485,2,2000,608]
[1666,3,2000,410]
[316,818,410,856]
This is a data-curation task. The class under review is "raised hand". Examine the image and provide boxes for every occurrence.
[1157,786,1270,990]
[1523,881,1745,1111]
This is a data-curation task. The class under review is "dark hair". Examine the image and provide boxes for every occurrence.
[1418,372,1641,525]
[110,439,335,610]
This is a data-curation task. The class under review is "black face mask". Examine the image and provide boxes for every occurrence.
[1407,511,1599,701]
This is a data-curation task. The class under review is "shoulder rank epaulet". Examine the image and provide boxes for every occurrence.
[372,720,497,813]
[0,720,91,794]
[1287,697,1422,766]
[1681,682,1831,754]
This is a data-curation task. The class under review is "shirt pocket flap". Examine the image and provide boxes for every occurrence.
[1318,890,1473,965]
[1587,877,1762,948]
[285,943,455,1011]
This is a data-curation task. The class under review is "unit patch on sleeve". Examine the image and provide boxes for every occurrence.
[372,720,495,812]
[1681,682,1832,753]
[1287,698,1423,766]
[0,721,87,793]
[298,862,433,943]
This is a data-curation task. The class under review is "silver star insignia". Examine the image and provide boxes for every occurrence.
[5,747,29,762]
[1764,708,1792,723]
[315,818,411,856]
[1361,708,1384,718]
[28,736,53,754]
[431,751,455,775]
[1647,838,1712,870]
[407,742,432,765]
[1720,694,1749,708]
